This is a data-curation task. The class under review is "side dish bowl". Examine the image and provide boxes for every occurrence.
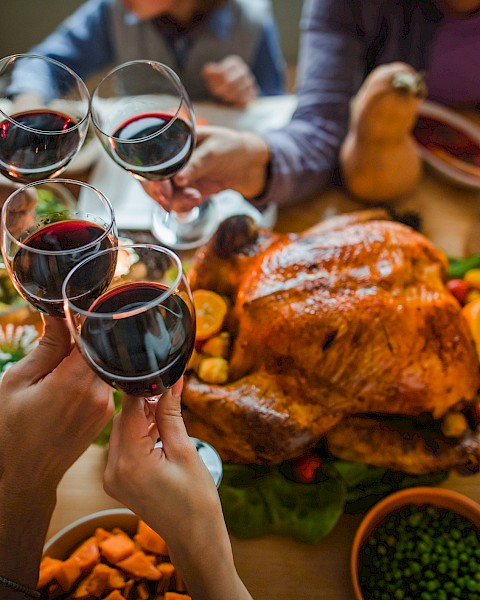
[351,487,480,600]
[43,508,137,559]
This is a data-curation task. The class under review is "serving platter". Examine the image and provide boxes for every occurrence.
[413,100,480,190]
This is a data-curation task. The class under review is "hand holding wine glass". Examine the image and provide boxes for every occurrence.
[90,60,218,250]
[62,244,195,398]
[0,54,90,183]
[1,179,117,318]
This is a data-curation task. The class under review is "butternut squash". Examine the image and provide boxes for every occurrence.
[340,62,427,203]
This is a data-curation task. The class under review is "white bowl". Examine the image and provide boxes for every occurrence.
[43,508,137,559]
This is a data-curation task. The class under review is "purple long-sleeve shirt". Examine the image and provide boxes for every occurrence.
[261,0,480,206]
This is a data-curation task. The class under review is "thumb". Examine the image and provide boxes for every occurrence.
[154,378,189,449]
[202,61,221,76]
[15,316,72,382]
[174,126,217,187]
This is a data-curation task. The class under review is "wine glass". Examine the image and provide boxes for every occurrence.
[62,244,195,398]
[90,60,218,250]
[0,54,90,183]
[63,243,223,486]
[1,178,118,318]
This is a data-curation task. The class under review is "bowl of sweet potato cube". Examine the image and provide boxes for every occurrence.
[39,508,191,599]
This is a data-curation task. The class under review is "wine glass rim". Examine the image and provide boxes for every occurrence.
[62,243,185,318]
[0,53,91,133]
[90,59,188,143]
[1,178,117,254]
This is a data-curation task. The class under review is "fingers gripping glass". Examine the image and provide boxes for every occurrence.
[63,244,195,398]
[63,243,223,486]
[90,60,218,250]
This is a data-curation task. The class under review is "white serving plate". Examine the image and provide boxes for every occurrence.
[414,100,480,190]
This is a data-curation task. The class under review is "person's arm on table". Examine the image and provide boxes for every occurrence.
[104,379,254,600]
[0,317,114,598]
[174,0,364,206]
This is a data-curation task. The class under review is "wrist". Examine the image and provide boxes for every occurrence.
[0,479,56,589]
[166,518,251,600]
[239,132,270,199]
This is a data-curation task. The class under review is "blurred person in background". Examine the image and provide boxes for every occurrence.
[25,0,286,107]
[157,0,480,210]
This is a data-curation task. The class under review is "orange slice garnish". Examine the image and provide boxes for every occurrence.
[193,289,228,341]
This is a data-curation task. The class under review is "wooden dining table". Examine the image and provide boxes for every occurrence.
[46,150,480,599]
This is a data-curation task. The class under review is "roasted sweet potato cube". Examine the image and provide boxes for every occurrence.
[117,551,162,580]
[156,561,175,593]
[99,531,135,564]
[165,593,192,600]
[69,574,93,599]
[134,581,150,599]
[103,591,125,600]
[70,536,101,572]
[123,578,135,597]
[37,556,62,589]
[157,563,175,579]
[103,590,125,600]
[106,565,126,589]
[86,563,113,596]
[94,527,112,542]
[55,555,82,592]
[135,521,169,555]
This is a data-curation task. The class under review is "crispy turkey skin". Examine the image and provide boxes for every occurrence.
[183,212,480,473]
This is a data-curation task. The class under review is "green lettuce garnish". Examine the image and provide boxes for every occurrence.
[219,460,448,544]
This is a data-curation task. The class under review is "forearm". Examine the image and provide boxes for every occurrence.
[0,482,56,592]
[258,0,363,206]
[166,519,253,600]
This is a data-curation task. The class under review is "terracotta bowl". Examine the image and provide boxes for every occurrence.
[43,508,137,559]
[350,487,480,600]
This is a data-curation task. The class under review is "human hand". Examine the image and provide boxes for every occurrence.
[174,125,270,200]
[104,378,220,545]
[202,55,258,108]
[0,316,114,589]
[104,379,253,600]
[0,316,114,492]
[140,179,202,213]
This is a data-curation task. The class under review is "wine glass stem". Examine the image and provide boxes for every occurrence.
[144,396,160,417]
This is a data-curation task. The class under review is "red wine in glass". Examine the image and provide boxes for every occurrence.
[12,220,117,317]
[0,110,81,183]
[0,54,90,184]
[91,59,217,250]
[80,281,195,396]
[2,178,118,319]
[109,112,194,180]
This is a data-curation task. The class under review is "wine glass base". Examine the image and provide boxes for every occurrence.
[155,436,223,487]
[151,199,219,251]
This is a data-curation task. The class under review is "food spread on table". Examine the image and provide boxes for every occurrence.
[1,200,479,548]
[178,210,480,543]
[183,211,479,471]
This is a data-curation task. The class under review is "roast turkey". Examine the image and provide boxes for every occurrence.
[182,211,480,474]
